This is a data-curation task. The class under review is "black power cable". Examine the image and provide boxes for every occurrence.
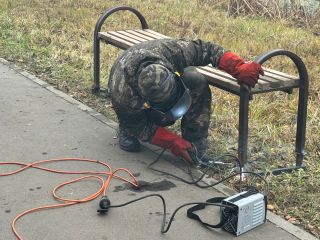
[108,194,236,233]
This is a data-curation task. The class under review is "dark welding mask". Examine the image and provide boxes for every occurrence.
[143,72,191,122]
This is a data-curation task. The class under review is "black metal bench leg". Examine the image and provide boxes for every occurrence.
[93,37,100,93]
[295,76,308,166]
[238,87,250,168]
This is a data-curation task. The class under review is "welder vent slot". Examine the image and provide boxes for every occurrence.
[252,202,264,225]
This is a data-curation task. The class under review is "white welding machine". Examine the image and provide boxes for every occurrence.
[220,187,267,236]
[187,186,267,236]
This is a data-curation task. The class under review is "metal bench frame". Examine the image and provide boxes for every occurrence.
[93,6,309,175]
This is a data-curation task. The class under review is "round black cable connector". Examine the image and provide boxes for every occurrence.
[97,196,111,213]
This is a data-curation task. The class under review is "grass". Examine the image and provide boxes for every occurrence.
[0,0,319,237]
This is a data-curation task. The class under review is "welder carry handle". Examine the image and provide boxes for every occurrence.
[187,197,230,228]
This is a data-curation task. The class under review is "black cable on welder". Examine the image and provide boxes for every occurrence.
[147,149,269,195]
[107,193,236,233]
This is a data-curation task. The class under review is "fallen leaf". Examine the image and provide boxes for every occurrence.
[285,215,292,220]
[105,104,112,108]
[288,218,296,224]
[308,224,314,229]
[317,226,320,230]
[267,205,275,210]
[18,59,23,62]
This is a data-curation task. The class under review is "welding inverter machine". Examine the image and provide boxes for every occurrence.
[187,186,267,236]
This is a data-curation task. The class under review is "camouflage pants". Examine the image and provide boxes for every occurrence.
[180,66,211,143]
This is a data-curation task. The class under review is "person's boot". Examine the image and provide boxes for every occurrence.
[191,137,215,163]
[116,127,140,152]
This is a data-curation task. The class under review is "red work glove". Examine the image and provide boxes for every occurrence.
[150,126,196,165]
[219,52,264,88]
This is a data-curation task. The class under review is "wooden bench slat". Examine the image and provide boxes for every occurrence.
[144,29,170,38]
[98,32,133,49]
[108,31,141,44]
[198,65,269,90]
[199,66,262,92]
[258,75,281,88]
[197,68,240,92]
[125,30,155,40]
[138,30,164,40]
[263,71,295,86]
[117,31,149,42]
[135,29,171,39]
[263,67,299,85]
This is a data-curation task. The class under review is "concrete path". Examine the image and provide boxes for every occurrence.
[0,59,316,240]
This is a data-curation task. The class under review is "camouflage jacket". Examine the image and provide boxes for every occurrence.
[108,38,229,142]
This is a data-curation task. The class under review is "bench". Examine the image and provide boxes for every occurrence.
[93,6,309,174]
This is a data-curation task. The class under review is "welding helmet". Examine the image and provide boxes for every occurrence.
[138,64,191,122]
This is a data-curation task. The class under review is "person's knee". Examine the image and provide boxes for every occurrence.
[181,67,207,91]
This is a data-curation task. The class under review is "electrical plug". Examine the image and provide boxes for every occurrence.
[97,196,111,213]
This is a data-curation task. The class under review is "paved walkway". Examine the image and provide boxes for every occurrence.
[0,58,316,240]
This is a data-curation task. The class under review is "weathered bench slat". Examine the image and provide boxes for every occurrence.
[139,30,168,40]
[263,71,295,86]
[258,75,281,88]
[107,31,141,44]
[98,32,133,49]
[198,66,259,91]
[144,29,170,38]
[135,29,171,39]
[263,67,299,85]
[116,30,149,42]
[196,68,240,92]
[112,31,149,43]
[199,65,270,90]
[125,30,155,41]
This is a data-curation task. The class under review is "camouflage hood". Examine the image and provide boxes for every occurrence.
[138,64,176,103]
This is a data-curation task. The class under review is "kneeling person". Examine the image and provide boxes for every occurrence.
[108,38,263,164]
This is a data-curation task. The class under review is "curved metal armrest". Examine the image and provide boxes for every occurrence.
[94,6,149,39]
[253,49,308,88]
[93,6,148,93]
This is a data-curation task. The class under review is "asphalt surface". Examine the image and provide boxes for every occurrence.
[0,58,316,240]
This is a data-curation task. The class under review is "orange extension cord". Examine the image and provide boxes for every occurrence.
[0,158,139,240]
